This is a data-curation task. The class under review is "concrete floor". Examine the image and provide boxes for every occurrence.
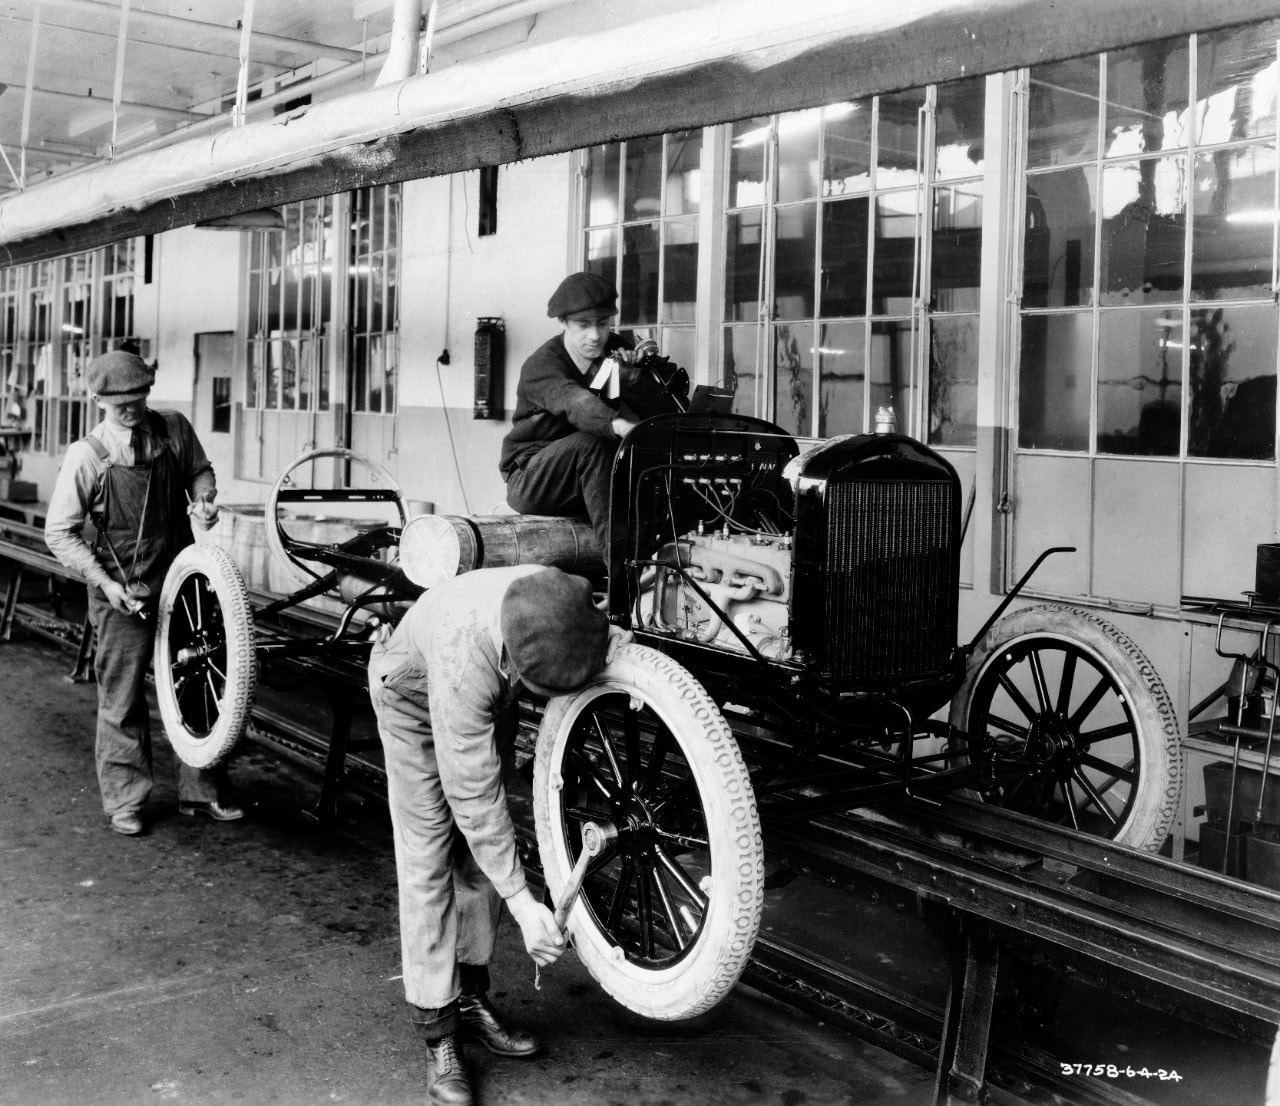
[0,636,936,1106]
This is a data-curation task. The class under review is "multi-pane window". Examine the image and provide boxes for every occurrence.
[722,82,984,442]
[247,197,334,412]
[582,131,702,372]
[350,184,400,415]
[1019,23,1280,459]
[0,268,18,405]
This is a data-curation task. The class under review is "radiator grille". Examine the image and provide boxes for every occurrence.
[823,477,957,684]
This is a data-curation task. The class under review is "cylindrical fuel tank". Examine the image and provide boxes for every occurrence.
[398,514,601,588]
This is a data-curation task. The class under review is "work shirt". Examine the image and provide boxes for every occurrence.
[499,333,674,477]
[376,564,546,901]
[44,409,215,591]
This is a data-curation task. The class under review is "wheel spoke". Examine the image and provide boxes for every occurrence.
[636,856,656,958]
[1072,768,1120,828]
[1069,673,1113,729]
[622,708,642,783]
[1060,778,1081,831]
[590,714,625,788]
[985,712,1031,741]
[1027,649,1052,713]
[654,844,708,909]
[1078,720,1135,745]
[641,726,674,796]
[652,827,710,851]
[996,669,1039,725]
[568,746,619,802]
[1080,754,1135,784]
[651,867,689,950]
[1055,650,1078,715]
[606,857,636,931]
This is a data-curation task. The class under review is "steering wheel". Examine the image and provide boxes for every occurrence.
[263,448,409,590]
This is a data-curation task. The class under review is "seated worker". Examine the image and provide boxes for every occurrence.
[499,271,685,559]
[369,565,629,1106]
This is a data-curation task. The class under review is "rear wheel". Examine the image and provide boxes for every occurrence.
[533,644,764,1020]
[155,544,257,768]
[949,604,1182,851]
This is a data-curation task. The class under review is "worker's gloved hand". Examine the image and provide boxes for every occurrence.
[102,579,141,616]
[188,493,219,531]
[507,888,567,967]
[605,624,634,665]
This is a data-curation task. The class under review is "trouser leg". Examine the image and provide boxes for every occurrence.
[89,592,155,817]
[504,431,615,557]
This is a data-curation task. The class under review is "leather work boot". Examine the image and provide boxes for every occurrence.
[458,993,541,1058]
[178,800,245,822]
[109,810,144,836]
[425,1033,472,1106]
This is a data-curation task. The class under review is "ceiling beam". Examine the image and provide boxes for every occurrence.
[2,0,1280,265]
[5,0,368,64]
[4,83,206,123]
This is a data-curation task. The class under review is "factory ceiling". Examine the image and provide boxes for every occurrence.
[2,0,1280,266]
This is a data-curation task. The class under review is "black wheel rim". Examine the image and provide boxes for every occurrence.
[966,638,1141,837]
[166,571,229,738]
[557,691,712,967]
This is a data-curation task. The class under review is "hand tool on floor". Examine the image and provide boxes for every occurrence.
[534,821,617,990]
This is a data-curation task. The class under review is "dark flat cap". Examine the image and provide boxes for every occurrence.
[500,567,609,693]
[88,350,154,403]
[547,271,618,318]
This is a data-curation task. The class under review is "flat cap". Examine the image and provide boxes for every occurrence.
[88,350,154,403]
[547,271,617,319]
[500,567,609,693]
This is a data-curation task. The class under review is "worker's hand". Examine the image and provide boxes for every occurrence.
[101,579,140,615]
[610,414,638,439]
[188,493,219,531]
[605,624,634,665]
[507,888,567,967]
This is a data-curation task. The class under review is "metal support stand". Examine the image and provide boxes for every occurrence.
[923,901,1000,1106]
[307,694,356,822]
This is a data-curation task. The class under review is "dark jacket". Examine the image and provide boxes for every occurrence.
[499,333,678,477]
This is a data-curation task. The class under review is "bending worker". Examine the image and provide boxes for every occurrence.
[369,564,626,1106]
[499,271,682,558]
[44,349,240,836]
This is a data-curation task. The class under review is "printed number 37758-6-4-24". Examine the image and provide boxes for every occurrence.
[1060,1064,1182,1082]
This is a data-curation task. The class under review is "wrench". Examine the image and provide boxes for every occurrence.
[534,821,617,990]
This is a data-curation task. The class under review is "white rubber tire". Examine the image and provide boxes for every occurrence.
[155,544,258,768]
[949,604,1182,852]
[534,643,764,1020]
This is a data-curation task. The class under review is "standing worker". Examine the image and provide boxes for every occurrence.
[45,349,242,836]
[499,271,684,558]
[369,564,625,1106]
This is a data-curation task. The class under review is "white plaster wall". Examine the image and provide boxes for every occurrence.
[396,152,574,515]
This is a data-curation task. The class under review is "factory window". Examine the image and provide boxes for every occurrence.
[1019,27,1279,460]
[1011,21,1280,607]
[349,184,400,415]
[721,80,984,442]
[246,197,334,413]
[5,243,149,455]
[581,130,702,374]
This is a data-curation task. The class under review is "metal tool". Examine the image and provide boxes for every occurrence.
[534,820,617,990]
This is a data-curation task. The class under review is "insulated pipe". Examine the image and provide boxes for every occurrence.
[376,0,424,87]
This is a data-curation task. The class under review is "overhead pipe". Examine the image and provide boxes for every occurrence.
[376,0,424,86]
[3,0,1280,262]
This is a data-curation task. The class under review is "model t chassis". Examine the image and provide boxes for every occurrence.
[153,411,1181,1024]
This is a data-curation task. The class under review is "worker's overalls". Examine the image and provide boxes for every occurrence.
[84,411,221,817]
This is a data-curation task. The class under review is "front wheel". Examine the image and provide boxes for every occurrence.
[949,604,1182,851]
[533,644,764,1020]
[155,544,258,768]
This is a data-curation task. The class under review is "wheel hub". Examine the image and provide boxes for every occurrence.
[1027,711,1081,777]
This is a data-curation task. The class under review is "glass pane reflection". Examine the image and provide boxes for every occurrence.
[869,319,915,425]
[818,319,865,437]
[773,322,815,436]
[777,107,822,204]
[1105,38,1192,156]
[1027,55,1101,168]
[1099,155,1187,305]
[621,223,660,325]
[723,324,761,419]
[823,100,872,196]
[1024,167,1097,308]
[725,210,764,322]
[1018,312,1092,450]
[662,217,698,324]
[624,135,663,222]
[665,130,702,216]
[1191,142,1276,301]
[1197,21,1280,145]
[1189,303,1277,459]
[929,315,979,447]
[820,196,869,317]
[935,77,986,180]
[933,182,983,312]
[1097,307,1182,455]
